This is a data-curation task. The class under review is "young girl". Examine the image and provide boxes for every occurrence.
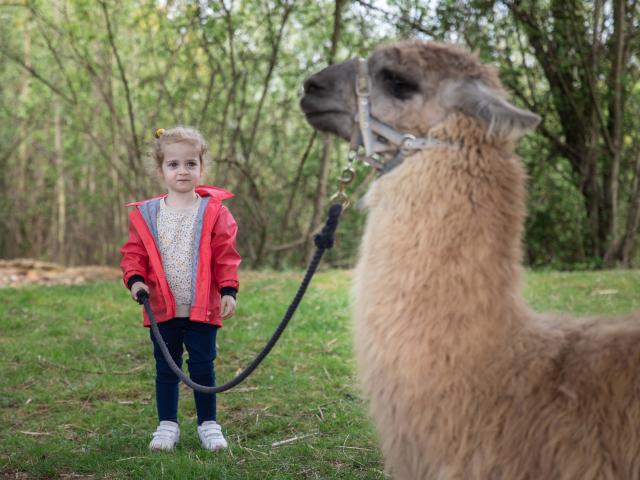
[120,126,241,452]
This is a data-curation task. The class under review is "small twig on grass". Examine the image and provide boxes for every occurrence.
[239,445,269,456]
[315,399,340,409]
[325,338,338,349]
[116,399,150,405]
[20,430,52,436]
[336,446,374,452]
[233,386,271,393]
[36,356,146,376]
[591,289,618,296]
[20,405,53,420]
[61,423,97,435]
[271,432,319,448]
[115,456,146,462]
[227,443,235,459]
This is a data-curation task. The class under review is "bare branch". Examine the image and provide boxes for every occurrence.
[0,49,75,104]
[272,131,317,260]
[99,0,141,165]
[243,2,295,164]
[28,4,78,104]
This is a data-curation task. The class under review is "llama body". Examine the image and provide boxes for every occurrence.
[300,40,640,479]
[354,116,640,479]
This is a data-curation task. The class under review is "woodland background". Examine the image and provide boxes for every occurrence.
[1,0,639,270]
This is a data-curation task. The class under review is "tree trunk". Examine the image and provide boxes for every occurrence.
[108,48,126,264]
[53,101,66,264]
[508,0,609,260]
[15,28,31,257]
[306,134,333,262]
[603,0,629,265]
[619,151,640,265]
[305,0,345,264]
[18,18,30,197]
[274,131,316,268]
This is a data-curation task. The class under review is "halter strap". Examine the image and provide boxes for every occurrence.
[353,58,445,176]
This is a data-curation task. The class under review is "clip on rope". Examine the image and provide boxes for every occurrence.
[136,203,343,394]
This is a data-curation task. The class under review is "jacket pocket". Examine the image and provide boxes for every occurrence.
[207,277,221,322]
[147,276,167,316]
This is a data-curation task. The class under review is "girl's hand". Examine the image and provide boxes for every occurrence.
[220,295,236,320]
[130,281,149,302]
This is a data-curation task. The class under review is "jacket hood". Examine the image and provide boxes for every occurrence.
[125,185,234,207]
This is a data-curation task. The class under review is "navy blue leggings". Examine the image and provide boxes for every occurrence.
[150,318,218,425]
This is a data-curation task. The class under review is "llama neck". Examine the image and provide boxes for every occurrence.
[357,115,528,348]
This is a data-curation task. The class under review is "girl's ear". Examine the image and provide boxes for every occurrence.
[443,80,540,141]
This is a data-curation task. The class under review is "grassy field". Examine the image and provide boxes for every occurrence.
[1,269,640,479]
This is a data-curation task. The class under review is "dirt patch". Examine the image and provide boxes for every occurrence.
[0,259,121,288]
[0,473,37,480]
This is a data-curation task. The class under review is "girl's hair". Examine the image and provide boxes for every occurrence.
[152,126,209,169]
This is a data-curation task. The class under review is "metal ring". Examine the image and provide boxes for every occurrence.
[401,134,416,146]
[338,168,356,184]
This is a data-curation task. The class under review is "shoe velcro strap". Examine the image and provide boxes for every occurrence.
[200,424,221,432]
[153,429,178,437]
[156,426,178,435]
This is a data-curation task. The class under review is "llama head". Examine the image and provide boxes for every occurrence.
[300,40,540,143]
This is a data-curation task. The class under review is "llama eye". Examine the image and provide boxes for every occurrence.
[380,68,420,100]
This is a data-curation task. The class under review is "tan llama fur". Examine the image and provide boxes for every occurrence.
[300,40,640,479]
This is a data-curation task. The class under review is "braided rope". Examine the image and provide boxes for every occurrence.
[139,204,343,394]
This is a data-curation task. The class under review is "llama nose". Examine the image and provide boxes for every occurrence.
[303,76,326,96]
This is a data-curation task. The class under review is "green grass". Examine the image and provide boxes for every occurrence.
[1,269,639,479]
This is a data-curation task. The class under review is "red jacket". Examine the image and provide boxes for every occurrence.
[120,185,241,327]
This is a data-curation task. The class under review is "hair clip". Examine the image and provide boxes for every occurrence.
[155,128,165,138]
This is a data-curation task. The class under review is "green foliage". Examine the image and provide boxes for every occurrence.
[388,0,640,268]
[0,1,638,268]
[520,137,598,269]
[0,0,394,268]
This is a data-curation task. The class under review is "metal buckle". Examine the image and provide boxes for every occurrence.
[400,134,416,152]
[330,163,356,208]
[356,58,371,96]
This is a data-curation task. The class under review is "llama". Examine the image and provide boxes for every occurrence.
[300,40,640,479]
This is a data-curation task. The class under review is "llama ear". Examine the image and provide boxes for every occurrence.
[444,80,540,141]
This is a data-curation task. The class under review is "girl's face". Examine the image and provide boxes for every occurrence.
[160,141,203,195]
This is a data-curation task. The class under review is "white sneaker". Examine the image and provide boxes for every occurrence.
[197,421,228,451]
[149,421,180,451]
